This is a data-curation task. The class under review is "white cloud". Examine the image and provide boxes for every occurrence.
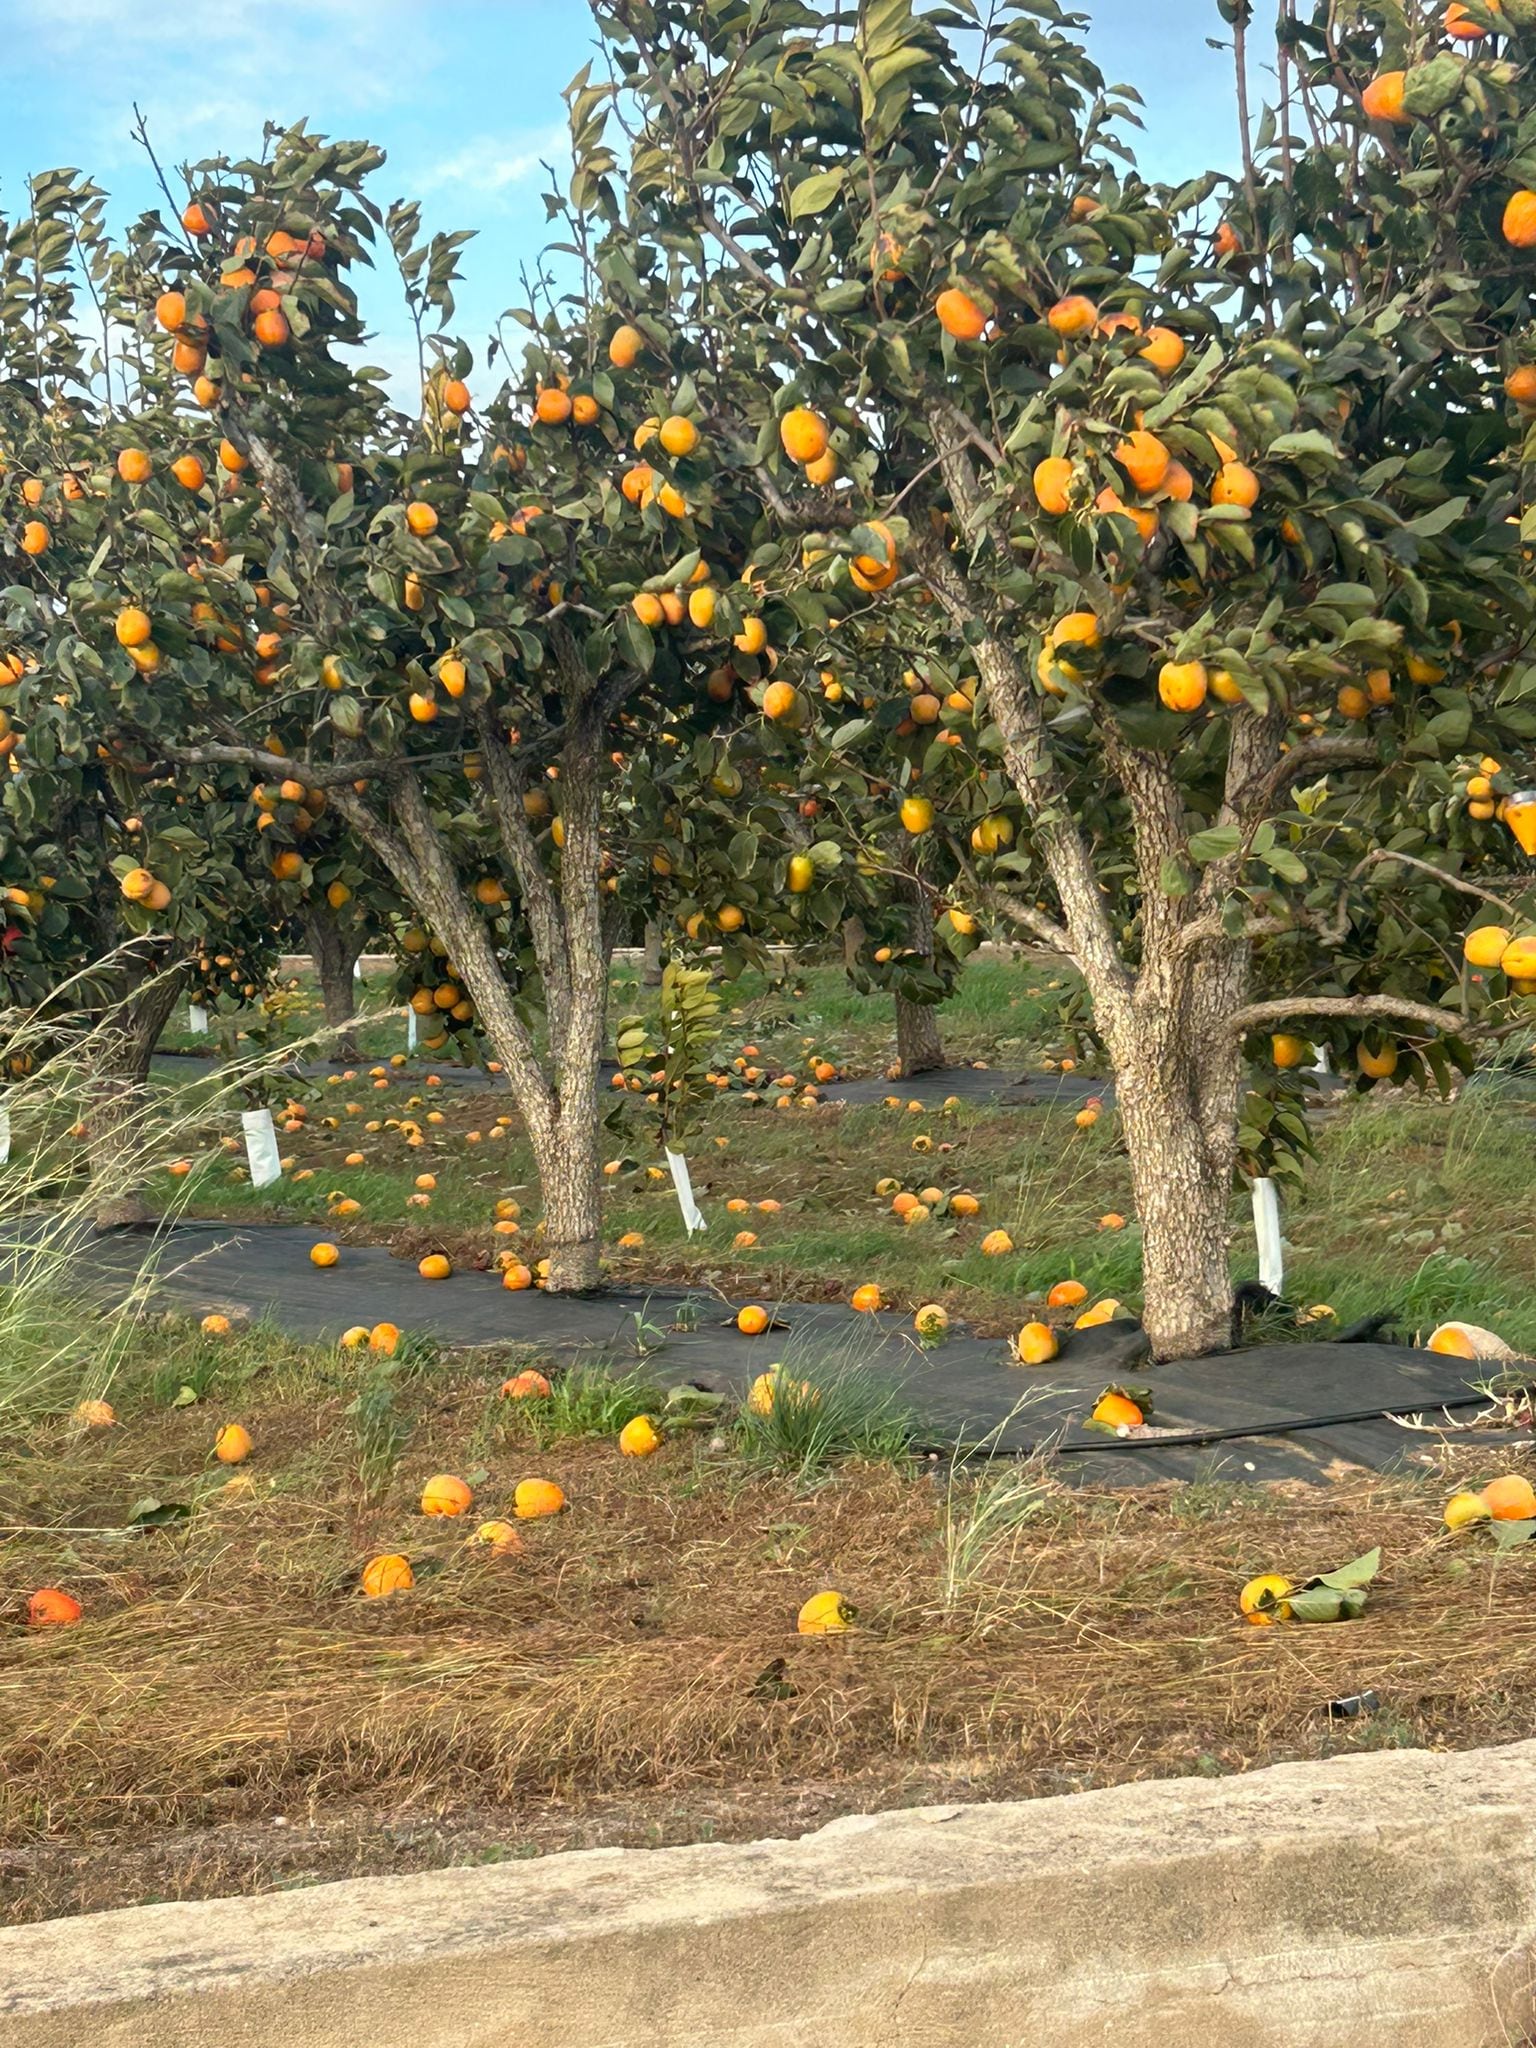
[423,126,569,198]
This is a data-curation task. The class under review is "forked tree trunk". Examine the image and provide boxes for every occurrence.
[895,991,945,1076]
[88,961,187,1230]
[329,733,611,1294]
[305,903,365,1061]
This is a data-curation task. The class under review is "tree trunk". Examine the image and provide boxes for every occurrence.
[87,960,186,1230]
[893,874,944,1076]
[895,991,945,1076]
[641,920,664,988]
[305,904,365,1062]
[1114,1043,1240,1358]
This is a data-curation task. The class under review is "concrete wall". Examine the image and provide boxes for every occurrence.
[4,1741,1535,2047]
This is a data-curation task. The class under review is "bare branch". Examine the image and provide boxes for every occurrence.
[1351,846,1527,924]
[989,892,1071,953]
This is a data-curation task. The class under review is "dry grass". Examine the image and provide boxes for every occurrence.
[5,1314,1536,1923]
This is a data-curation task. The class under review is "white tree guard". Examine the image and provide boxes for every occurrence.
[1252,1176,1284,1296]
[242,1106,282,1189]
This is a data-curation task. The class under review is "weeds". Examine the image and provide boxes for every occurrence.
[516,1361,664,1446]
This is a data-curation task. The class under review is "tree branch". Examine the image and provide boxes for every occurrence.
[1227,992,1466,1037]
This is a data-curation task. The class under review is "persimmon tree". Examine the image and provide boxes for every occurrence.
[0,138,835,1288]
[582,0,1536,1354]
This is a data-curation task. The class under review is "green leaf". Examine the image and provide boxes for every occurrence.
[1188,825,1242,864]
[788,169,848,220]
[1307,1546,1380,1593]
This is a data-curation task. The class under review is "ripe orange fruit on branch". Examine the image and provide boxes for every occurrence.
[535,386,573,425]
[850,520,899,591]
[1211,461,1260,510]
[1046,293,1097,337]
[1158,660,1208,712]
[1357,1040,1398,1079]
[1214,220,1242,259]
[1115,429,1170,495]
[1361,71,1409,123]
[171,455,205,490]
[1271,1033,1310,1068]
[1503,190,1536,249]
[182,201,211,235]
[608,324,643,369]
[20,520,49,554]
[935,287,987,340]
[116,448,151,484]
[1463,925,1511,969]
[1500,934,1536,978]
[1505,365,1536,405]
[115,606,152,648]
[405,500,438,536]
[1033,456,1074,515]
[1138,326,1186,374]
[218,439,247,473]
[253,307,290,347]
[659,414,698,457]
[442,378,471,414]
[780,407,830,465]
[154,289,187,332]
[1446,0,1499,39]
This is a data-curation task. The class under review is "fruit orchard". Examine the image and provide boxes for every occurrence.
[0,1,1534,1347]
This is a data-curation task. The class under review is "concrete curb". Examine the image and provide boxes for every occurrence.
[3,1742,1534,2046]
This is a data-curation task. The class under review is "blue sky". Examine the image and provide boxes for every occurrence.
[0,0,1241,384]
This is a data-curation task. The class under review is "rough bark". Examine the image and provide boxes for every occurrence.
[304,903,365,1062]
[641,921,664,988]
[895,992,945,1077]
[87,959,186,1230]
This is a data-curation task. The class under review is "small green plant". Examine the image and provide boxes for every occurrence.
[614,963,724,1152]
[517,1361,663,1446]
[347,1365,413,1501]
[734,1362,914,1483]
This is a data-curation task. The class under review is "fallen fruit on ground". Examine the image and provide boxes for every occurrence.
[1444,1491,1492,1531]
[420,1473,474,1517]
[1074,1297,1123,1329]
[797,1590,856,1634]
[73,1400,115,1427]
[981,1229,1014,1256]
[514,1477,567,1519]
[418,1253,451,1281]
[1090,1390,1143,1429]
[850,1282,883,1312]
[309,1242,339,1268]
[1014,1320,1059,1365]
[368,1323,400,1355]
[27,1588,83,1627]
[1046,1279,1088,1309]
[1238,1573,1293,1625]
[1482,1474,1536,1522]
[618,1414,662,1457]
[913,1303,950,1339]
[502,1369,552,1399]
[471,1521,524,1555]
[360,1554,414,1598]
[200,1314,232,1337]
[737,1304,770,1334]
[214,1423,252,1465]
